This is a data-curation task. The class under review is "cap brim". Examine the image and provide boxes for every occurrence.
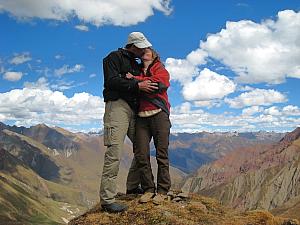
[134,40,152,49]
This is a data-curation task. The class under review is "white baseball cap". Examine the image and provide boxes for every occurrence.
[127,32,152,48]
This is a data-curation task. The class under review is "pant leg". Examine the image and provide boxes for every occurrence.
[135,117,155,193]
[100,99,132,205]
[126,111,142,191]
[151,111,171,194]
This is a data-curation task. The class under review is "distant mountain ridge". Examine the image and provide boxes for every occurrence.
[0,122,80,157]
[167,131,284,173]
[182,127,300,221]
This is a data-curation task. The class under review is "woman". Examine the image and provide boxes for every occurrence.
[126,48,171,205]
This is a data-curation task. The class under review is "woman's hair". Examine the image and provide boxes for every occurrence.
[149,48,160,61]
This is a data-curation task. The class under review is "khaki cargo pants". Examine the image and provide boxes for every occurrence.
[100,99,141,205]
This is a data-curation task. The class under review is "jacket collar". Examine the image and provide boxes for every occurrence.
[118,48,137,60]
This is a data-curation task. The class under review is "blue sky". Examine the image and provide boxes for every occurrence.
[0,0,299,132]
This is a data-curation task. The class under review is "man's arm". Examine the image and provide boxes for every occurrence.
[103,54,138,93]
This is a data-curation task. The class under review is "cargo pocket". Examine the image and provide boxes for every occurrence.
[103,126,112,146]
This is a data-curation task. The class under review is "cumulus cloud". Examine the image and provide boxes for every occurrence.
[0,0,173,27]
[170,102,299,133]
[225,88,287,108]
[0,87,104,127]
[166,10,300,86]
[165,51,234,104]
[54,64,84,76]
[200,10,300,84]
[264,106,282,116]
[75,24,89,32]
[10,52,32,65]
[3,71,23,81]
[24,77,49,89]
[166,49,207,84]
[242,106,264,116]
[282,105,300,116]
[182,68,236,101]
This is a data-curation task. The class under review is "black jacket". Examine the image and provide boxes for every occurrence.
[102,48,141,111]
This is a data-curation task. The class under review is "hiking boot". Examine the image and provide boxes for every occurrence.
[101,202,128,213]
[139,192,155,203]
[152,193,167,205]
[126,186,145,195]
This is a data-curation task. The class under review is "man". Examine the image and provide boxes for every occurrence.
[100,32,158,213]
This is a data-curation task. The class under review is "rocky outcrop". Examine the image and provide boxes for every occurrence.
[69,192,299,225]
[201,156,300,211]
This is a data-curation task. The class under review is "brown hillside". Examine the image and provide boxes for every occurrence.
[183,127,300,220]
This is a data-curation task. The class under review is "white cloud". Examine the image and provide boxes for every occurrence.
[225,88,287,108]
[282,105,300,116]
[237,85,255,92]
[165,58,199,84]
[169,102,299,133]
[89,73,96,78]
[166,49,208,84]
[200,10,300,84]
[24,77,87,91]
[75,24,89,32]
[10,52,32,65]
[50,80,87,91]
[0,0,173,27]
[0,87,104,127]
[264,106,282,116]
[182,68,236,101]
[55,54,64,60]
[24,77,49,89]
[166,10,300,86]
[165,10,300,107]
[236,3,249,7]
[3,71,23,81]
[54,64,84,76]
[186,49,208,66]
[88,45,96,50]
[242,106,263,116]
[194,100,221,108]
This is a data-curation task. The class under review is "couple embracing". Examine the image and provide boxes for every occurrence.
[99,32,171,213]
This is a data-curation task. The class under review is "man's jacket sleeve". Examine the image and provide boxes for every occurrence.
[103,54,139,93]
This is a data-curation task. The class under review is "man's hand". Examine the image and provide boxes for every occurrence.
[138,80,158,93]
[126,72,134,79]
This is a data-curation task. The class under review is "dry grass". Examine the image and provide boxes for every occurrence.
[69,193,299,225]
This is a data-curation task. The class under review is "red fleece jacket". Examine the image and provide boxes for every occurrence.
[134,58,170,113]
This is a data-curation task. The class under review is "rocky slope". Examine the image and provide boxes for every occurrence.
[183,127,300,220]
[69,192,299,225]
[0,148,85,225]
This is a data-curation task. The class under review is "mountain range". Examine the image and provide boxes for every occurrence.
[0,121,295,224]
[0,122,186,224]
[183,127,300,221]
